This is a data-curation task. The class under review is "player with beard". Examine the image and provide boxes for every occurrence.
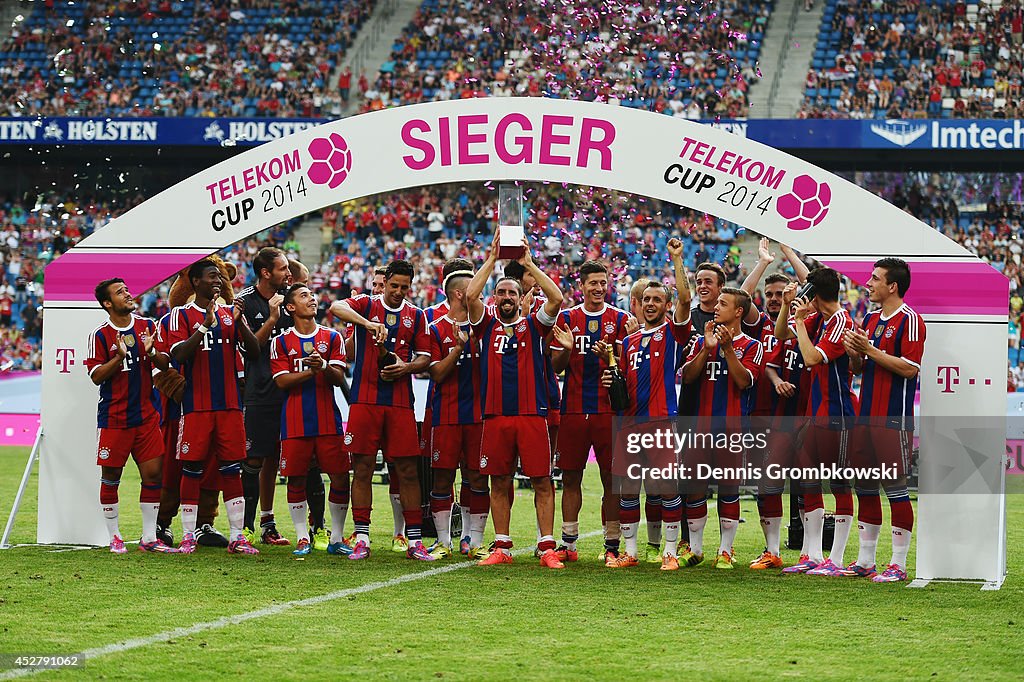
[603,250,692,569]
[329,260,434,561]
[166,260,261,554]
[466,229,566,568]
[842,258,925,583]
[550,261,632,563]
[86,278,172,553]
[776,267,858,576]
[738,238,810,569]
[236,247,293,547]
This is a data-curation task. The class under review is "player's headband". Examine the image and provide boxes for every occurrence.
[442,269,474,290]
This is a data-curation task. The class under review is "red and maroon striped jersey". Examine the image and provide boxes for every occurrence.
[270,326,346,439]
[85,315,160,428]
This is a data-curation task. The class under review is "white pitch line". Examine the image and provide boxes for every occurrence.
[0,530,602,679]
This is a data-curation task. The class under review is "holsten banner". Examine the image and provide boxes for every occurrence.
[42,98,1007,587]
[2,115,1022,151]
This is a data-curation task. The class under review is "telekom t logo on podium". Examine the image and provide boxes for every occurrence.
[56,348,75,374]
[938,365,993,394]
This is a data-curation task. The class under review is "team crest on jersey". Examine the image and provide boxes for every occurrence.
[885,327,894,338]
[387,313,397,326]
[516,322,527,334]
[588,320,599,334]
[180,442,190,455]
[123,334,135,348]
[479,455,488,468]
[344,433,353,446]
[604,322,616,335]
[98,447,110,460]
[302,341,314,353]
[222,315,233,326]
[734,349,745,359]
[874,325,884,339]
[653,331,664,342]
[403,317,413,329]
[317,341,329,354]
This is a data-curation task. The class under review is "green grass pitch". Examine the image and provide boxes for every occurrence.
[0,446,1020,680]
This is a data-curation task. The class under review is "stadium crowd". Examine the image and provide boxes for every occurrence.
[0,0,373,118]
[800,0,1024,119]
[358,0,767,117]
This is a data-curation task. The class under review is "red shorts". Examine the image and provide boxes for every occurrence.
[97,420,163,468]
[797,425,850,470]
[177,410,246,462]
[849,426,912,479]
[430,422,483,471]
[610,419,678,495]
[345,403,419,460]
[280,436,349,476]
[162,419,220,488]
[546,410,560,428]
[480,416,551,478]
[556,413,613,472]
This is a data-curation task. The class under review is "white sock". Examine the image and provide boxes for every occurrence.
[805,508,825,563]
[891,527,912,570]
[460,505,471,539]
[140,502,159,543]
[687,514,708,555]
[181,503,198,537]
[799,510,808,556]
[561,521,579,550]
[103,502,120,542]
[829,514,853,565]
[226,496,245,542]
[663,521,680,557]
[469,513,488,546]
[762,517,782,556]
[289,500,309,544]
[857,521,881,568]
[621,522,638,558]
[647,519,662,546]
[329,502,348,544]
[390,493,404,536]
[719,517,739,555]
[433,506,453,548]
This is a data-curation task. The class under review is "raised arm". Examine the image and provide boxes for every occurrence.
[467,229,499,325]
[781,243,810,283]
[520,238,563,319]
[667,238,691,324]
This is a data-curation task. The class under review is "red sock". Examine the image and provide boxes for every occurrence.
[470,488,490,514]
[100,481,119,505]
[833,490,854,517]
[759,493,783,518]
[802,491,824,513]
[890,498,914,532]
[857,492,883,525]
[140,482,160,504]
[287,483,305,504]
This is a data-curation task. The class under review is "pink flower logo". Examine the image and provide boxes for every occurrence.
[775,174,831,231]
[307,133,352,189]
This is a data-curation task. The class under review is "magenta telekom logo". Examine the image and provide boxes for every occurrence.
[775,174,831,231]
[307,133,352,189]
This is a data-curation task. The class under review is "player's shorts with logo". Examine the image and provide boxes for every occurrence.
[243,404,282,459]
[556,413,613,472]
[479,416,551,478]
[430,422,483,471]
[161,418,219,487]
[797,420,851,469]
[177,410,246,462]
[849,424,913,479]
[280,435,348,476]
[97,418,163,467]
[345,403,419,460]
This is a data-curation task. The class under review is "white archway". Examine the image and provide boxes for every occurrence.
[41,98,1007,586]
